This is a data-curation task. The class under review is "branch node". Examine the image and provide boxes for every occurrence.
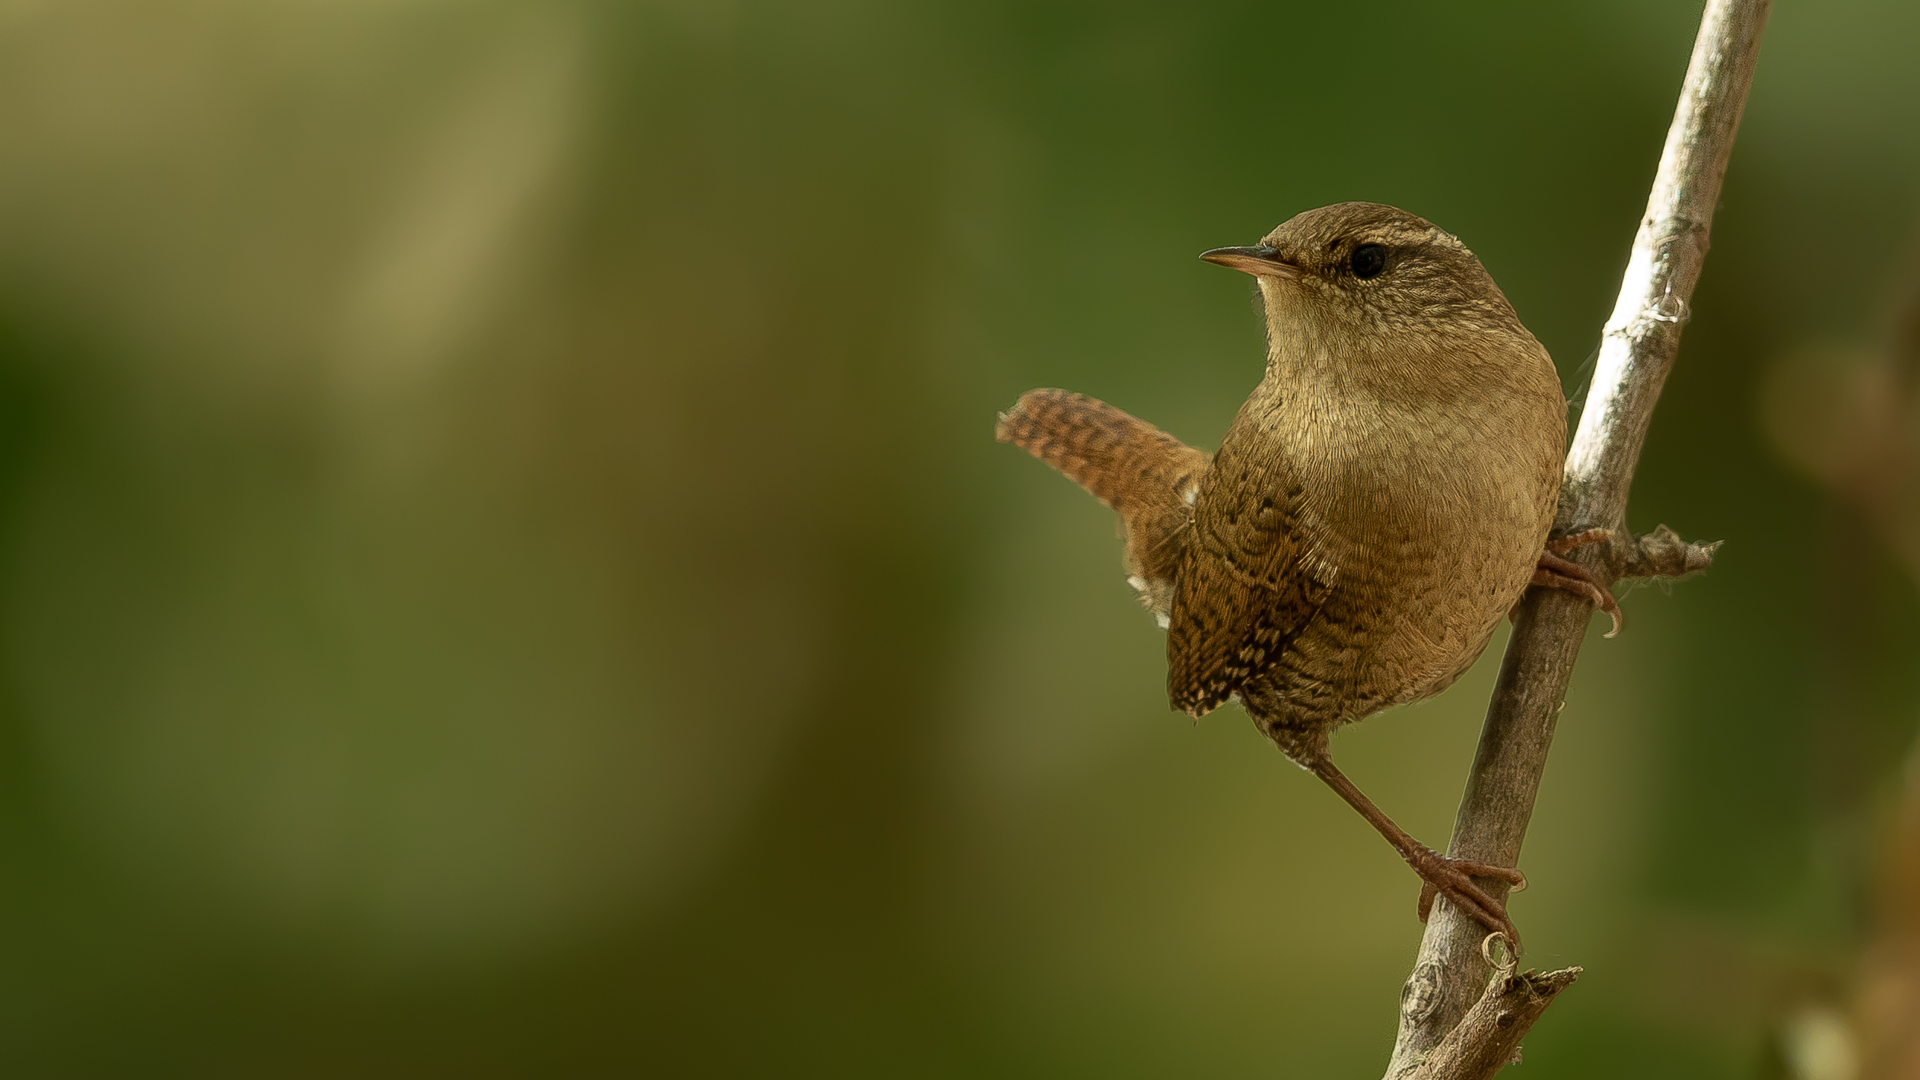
[1407,967,1583,1080]
[1604,523,1721,582]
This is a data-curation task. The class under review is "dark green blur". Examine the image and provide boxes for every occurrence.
[0,0,1914,1074]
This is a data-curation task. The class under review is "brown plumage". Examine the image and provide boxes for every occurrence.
[996,202,1619,951]
[994,390,1209,619]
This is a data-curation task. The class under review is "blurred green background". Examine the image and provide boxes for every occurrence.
[0,0,1916,1075]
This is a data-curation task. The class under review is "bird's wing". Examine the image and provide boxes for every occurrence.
[1165,442,1335,717]
[996,389,1210,594]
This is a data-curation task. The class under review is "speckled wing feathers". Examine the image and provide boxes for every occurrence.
[1165,446,1331,718]
[999,388,1330,720]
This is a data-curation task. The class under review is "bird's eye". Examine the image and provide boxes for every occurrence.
[1350,243,1388,279]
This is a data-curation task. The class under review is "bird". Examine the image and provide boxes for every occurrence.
[994,202,1619,951]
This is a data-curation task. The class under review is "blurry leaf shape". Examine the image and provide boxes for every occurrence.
[1760,344,1920,579]
[1780,1004,1861,1080]
[1762,275,1920,1080]
[332,8,580,400]
[1849,736,1920,1080]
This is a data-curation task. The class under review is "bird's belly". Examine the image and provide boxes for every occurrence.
[1281,453,1549,720]
[1274,558,1523,724]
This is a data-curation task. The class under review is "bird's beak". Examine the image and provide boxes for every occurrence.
[1199,245,1300,279]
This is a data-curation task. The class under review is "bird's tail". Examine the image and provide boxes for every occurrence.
[995,388,1209,590]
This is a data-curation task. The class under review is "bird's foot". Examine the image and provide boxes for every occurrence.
[1530,548,1624,638]
[1409,847,1527,955]
[1510,529,1622,633]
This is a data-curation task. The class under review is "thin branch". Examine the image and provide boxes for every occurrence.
[1382,1,1770,1076]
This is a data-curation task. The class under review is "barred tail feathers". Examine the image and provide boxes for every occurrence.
[995,388,1209,588]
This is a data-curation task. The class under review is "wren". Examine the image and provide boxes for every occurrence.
[995,202,1620,951]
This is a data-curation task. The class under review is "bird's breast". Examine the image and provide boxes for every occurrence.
[1216,387,1560,714]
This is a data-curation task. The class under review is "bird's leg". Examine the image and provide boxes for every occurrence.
[1306,755,1527,952]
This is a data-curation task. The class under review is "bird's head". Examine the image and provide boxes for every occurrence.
[1201,202,1530,362]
